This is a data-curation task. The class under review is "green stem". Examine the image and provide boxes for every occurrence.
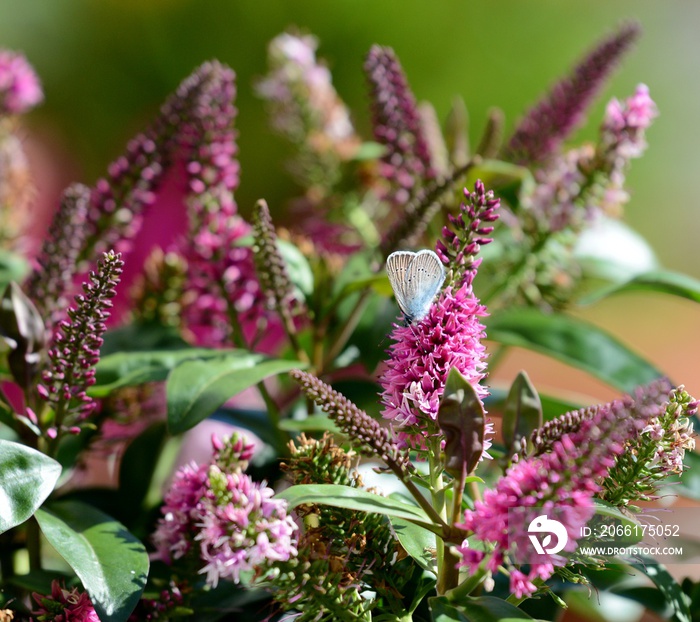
[27,517,41,572]
[321,289,372,372]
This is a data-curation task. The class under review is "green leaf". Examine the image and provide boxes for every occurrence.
[117,422,167,523]
[579,270,700,306]
[501,371,542,455]
[486,309,662,393]
[100,322,190,357]
[278,414,340,433]
[0,440,62,534]
[35,500,148,622]
[278,239,314,298]
[628,558,691,622]
[91,346,231,397]
[167,352,303,434]
[430,596,536,622]
[437,368,485,478]
[0,249,29,290]
[391,516,437,575]
[277,484,437,532]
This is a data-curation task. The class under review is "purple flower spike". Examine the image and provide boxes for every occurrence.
[505,22,640,164]
[456,379,673,599]
[436,180,500,288]
[0,49,43,116]
[25,184,90,333]
[365,45,436,206]
[39,251,123,436]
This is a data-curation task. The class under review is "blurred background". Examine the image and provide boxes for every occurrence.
[1,0,698,399]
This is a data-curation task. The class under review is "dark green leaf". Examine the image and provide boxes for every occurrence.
[211,407,284,449]
[167,353,303,434]
[91,346,231,397]
[628,558,691,622]
[501,371,542,455]
[579,270,700,306]
[391,516,437,575]
[430,596,536,622]
[0,440,61,534]
[277,483,437,532]
[437,368,485,478]
[100,322,190,357]
[486,309,662,393]
[35,500,149,622]
[117,422,167,522]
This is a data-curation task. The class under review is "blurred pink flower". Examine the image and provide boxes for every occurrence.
[0,49,43,115]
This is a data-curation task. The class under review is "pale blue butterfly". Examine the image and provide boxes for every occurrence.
[386,249,446,324]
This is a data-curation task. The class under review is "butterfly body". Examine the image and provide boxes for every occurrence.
[386,249,446,323]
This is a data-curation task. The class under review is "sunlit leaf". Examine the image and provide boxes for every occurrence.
[35,500,148,622]
[0,440,61,534]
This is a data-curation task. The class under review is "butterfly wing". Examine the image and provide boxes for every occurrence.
[386,251,417,318]
[403,250,446,321]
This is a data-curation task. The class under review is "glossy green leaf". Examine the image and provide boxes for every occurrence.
[486,387,583,423]
[391,516,437,575]
[277,484,436,532]
[486,309,662,393]
[501,371,542,455]
[628,558,691,622]
[430,596,535,622]
[579,270,700,306]
[91,347,231,397]
[167,353,303,434]
[35,500,148,622]
[0,440,61,534]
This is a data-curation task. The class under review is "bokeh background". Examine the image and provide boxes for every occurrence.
[1,0,698,399]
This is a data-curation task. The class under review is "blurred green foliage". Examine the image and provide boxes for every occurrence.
[1,0,698,274]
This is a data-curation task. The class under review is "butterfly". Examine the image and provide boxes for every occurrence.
[386,249,446,323]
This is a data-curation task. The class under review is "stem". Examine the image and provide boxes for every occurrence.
[222,288,289,454]
[27,517,41,572]
[385,462,447,530]
[321,289,372,372]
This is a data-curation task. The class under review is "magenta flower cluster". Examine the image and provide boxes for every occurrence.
[380,284,490,448]
[153,434,297,587]
[0,49,43,116]
[32,580,99,622]
[455,390,653,598]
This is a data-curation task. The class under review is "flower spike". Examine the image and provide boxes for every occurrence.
[39,251,123,438]
[505,22,640,165]
[365,45,436,206]
[25,184,90,333]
